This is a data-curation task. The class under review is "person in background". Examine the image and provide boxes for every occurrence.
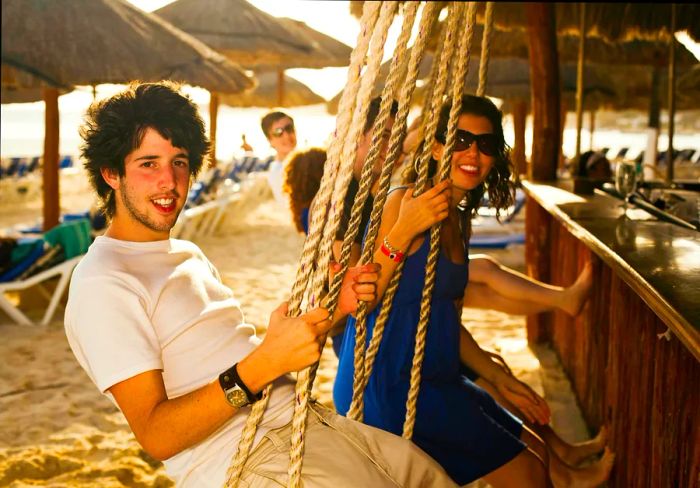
[577,150,612,180]
[283,147,327,234]
[261,111,298,208]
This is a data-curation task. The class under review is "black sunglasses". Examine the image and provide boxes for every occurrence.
[438,129,498,156]
[270,122,295,138]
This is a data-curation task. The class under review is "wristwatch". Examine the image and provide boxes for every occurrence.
[219,363,260,408]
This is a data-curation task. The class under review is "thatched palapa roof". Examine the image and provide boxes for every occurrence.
[326,55,617,114]
[220,71,324,108]
[255,18,352,70]
[154,0,315,68]
[350,2,700,43]
[480,3,700,43]
[0,0,254,93]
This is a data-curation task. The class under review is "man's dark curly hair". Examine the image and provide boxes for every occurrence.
[80,81,210,219]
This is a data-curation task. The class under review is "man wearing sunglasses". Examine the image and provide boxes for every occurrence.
[261,111,298,208]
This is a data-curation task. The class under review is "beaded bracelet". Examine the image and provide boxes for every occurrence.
[381,236,405,262]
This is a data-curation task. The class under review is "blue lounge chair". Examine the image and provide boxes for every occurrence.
[469,233,525,249]
[0,219,91,326]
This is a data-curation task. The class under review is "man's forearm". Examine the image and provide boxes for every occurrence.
[112,347,284,462]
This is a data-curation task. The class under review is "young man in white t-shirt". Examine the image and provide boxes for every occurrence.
[261,111,297,208]
[65,82,457,487]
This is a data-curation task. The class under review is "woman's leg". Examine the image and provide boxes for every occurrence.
[482,446,550,488]
[475,377,607,465]
[476,378,615,487]
[464,282,554,316]
[468,255,593,316]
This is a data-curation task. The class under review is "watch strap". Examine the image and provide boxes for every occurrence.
[219,363,261,403]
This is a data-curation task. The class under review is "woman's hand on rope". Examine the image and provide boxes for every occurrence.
[493,372,551,425]
[333,262,381,318]
[394,180,451,241]
[250,302,334,382]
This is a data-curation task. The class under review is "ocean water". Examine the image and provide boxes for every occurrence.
[2,95,698,166]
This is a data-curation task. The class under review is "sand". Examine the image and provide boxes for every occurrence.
[0,180,590,487]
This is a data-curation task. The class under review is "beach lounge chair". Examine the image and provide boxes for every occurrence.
[469,189,526,249]
[0,219,91,326]
[59,155,74,169]
[469,233,526,249]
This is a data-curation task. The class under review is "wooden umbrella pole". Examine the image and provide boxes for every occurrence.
[574,2,586,164]
[589,109,595,150]
[666,4,676,183]
[277,68,285,106]
[42,86,60,231]
[209,92,219,165]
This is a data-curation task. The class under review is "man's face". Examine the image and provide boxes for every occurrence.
[267,116,297,160]
[353,116,396,182]
[102,127,191,241]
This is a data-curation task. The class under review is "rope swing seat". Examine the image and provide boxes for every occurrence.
[224,2,498,486]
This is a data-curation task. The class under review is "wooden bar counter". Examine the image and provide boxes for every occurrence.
[522,180,699,488]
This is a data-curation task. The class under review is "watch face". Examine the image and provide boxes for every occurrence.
[226,388,250,408]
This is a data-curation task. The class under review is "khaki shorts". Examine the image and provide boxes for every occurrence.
[238,402,457,487]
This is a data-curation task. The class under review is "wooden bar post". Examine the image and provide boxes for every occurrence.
[42,87,60,231]
[512,100,528,178]
[574,3,586,163]
[666,4,676,183]
[526,3,560,181]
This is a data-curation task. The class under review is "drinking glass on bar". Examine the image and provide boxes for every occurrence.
[615,161,638,216]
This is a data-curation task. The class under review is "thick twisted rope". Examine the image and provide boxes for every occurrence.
[346,2,441,421]
[288,4,399,486]
[308,1,399,313]
[402,1,478,440]
[476,2,494,97]
[223,5,382,488]
[324,0,416,332]
[323,2,418,422]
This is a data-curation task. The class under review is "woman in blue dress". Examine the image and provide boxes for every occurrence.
[333,95,614,487]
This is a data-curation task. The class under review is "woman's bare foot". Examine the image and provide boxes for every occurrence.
[557,426,608,466]
[561,263,593,316]
[550,447,615,488]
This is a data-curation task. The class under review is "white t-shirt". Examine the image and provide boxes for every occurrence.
[64,236,295,487]
[266,158,288,209]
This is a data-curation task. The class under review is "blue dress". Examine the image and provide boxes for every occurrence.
[333,235,526,484]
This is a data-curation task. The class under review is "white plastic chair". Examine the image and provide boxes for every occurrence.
[0,255,83,326]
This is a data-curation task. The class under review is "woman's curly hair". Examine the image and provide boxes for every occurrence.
[403,94,516,219]
[283,147,327,233]
[79,81,210,219]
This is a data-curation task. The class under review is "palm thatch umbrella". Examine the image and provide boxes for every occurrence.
[1,64,71,104]
[252,17,352,107]
[266,18,353,70]
[1,0,254,230]
[325,55,616,114]
[154,1,352,160]
[153,0,349,163]
[219,71,324,108]
[350,2,700,43]
[154,0,313,68]
[479,3,700,43]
